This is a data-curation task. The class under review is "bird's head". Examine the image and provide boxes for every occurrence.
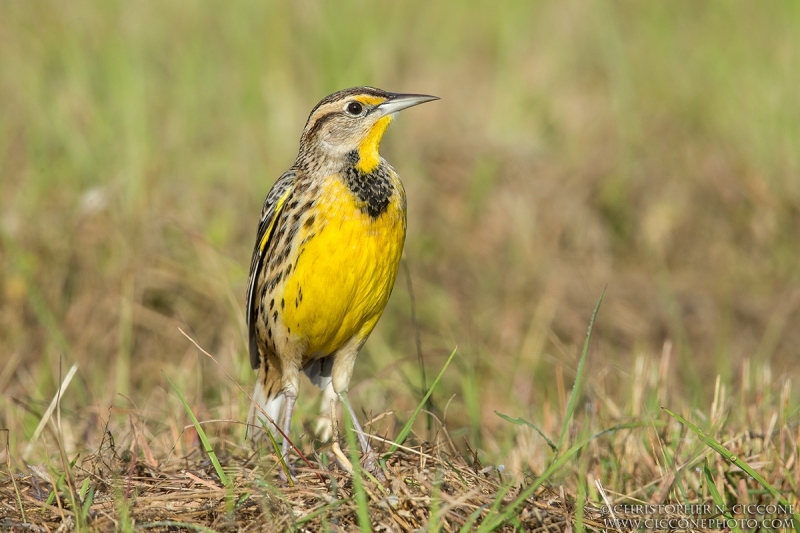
[298,86,438,173]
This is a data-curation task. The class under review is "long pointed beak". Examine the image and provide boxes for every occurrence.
[377,93,439,116]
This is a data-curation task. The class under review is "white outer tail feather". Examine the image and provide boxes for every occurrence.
[247,357,340,443]
[247,382,285,441]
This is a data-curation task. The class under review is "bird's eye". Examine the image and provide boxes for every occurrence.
[346,101,363,115]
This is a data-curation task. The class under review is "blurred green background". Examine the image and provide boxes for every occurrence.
[2,1,799,460]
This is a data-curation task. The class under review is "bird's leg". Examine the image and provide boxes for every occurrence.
[279,390,297,479]
[314,383,337,442]
[338,391,384,480]
[338,391,371,453]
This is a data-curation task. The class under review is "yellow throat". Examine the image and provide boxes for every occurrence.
[356,115,393,173]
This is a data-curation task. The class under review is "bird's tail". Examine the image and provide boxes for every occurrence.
[246,379,285,442]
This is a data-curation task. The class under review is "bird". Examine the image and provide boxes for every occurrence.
[245,86,438,475]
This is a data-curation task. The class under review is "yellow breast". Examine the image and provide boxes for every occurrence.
[280,175,406,358]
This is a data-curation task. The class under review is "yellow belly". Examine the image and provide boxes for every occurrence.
[280,176,406,358]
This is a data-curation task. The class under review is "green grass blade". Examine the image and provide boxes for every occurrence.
[475,480,518,532]
[343,410,372,533]
[703,458,742,532]
[165,374,230,487]
[495,412,557,451]
[479,420,651,532]
[428,473,443,531]
[80,485,95,524]
[458,504,489,533]
[702,458,724,509]
[477,446,579,532]
[574,421,591,533]
[260,418,293,486]
[664,407,800,532]
[386,347,457,456]
[79,477,90,499]
[556,288,605,453]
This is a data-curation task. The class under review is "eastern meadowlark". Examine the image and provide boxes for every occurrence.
[245,86,438,474]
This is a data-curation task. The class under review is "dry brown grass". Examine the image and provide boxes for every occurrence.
[2,346,797,531]
[2,435,607,532]
[3,415,798,531]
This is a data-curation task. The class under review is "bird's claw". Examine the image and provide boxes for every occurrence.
[361,449,386,482]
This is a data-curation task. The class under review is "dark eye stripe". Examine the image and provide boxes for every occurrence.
[302,89,387,138]
[303,111,338,139]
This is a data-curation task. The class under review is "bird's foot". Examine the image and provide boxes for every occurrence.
[276,445,297,483]
[331,440,386,482]
[362,449,386,482]
[277,469,298,485]
[277,458,297,483]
